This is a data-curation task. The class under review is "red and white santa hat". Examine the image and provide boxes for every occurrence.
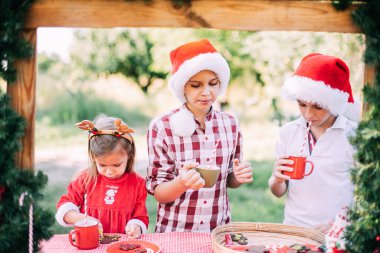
[282,53,361,122]
[169,39,230,103]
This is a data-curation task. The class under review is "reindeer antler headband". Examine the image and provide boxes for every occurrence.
[75,119,134,143]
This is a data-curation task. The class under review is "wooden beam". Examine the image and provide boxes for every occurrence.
[6,29,37,171]
[25,0,361,33]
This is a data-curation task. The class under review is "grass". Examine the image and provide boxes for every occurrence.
[229,160,284,223]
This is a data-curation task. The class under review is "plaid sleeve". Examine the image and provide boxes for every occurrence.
[131,176,149,230]
[146,118,177,195]
[228,115,243,174]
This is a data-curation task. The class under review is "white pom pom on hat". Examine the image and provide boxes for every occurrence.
[168,39,230,103]
[282,53,361,122]
[169,107,197,137]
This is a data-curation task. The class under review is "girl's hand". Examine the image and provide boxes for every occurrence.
[232,159,253,184]
[125,224,142,238]
[63,211,103,234]
[85,216,103,236]
[272,155,293,184]
[178,161,205,190]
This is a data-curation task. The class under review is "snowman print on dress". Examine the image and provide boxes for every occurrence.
[104,188,118,205]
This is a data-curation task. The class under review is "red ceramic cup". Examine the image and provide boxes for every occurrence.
[282,156,314,180]
[69,219,99,250]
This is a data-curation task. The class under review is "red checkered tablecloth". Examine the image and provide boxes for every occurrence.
[41,232,213,253]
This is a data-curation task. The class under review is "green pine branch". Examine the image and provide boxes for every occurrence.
[0,93,54,252]
[333,1,380,252]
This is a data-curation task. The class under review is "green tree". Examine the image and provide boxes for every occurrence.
[194,29,264,108]
[194,29,363,121]
[71,29,167,94]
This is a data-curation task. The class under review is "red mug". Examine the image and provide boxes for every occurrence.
[282,156,314,180]
[69,219,99,250]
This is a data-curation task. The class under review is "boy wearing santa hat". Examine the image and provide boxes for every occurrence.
[268,53,360,232]
[146,39,253,233]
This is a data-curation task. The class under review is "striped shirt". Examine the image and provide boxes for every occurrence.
[146,105,243,232]
[307,124,316,155]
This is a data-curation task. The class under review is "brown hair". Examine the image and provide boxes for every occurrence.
[84,115,135,191]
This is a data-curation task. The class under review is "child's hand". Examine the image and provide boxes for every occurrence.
[85,216,103,235]
[314,221,333,234]
[272,155,293,183]
[178,161,205,190]
[125,224,142,238]
[232,159,253,184]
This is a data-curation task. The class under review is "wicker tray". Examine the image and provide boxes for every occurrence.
[211,222,325,253]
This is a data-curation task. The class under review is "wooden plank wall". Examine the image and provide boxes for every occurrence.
[8,0,366,170]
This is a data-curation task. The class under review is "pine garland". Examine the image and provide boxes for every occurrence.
[1,2,55,252]
[333,1,380,252]
[0,93,54,253]
[0,0,36,83]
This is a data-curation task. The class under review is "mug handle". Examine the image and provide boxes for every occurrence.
[304,160,314,176]
[69,229,78,247]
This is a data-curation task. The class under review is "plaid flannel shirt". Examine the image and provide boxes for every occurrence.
[146,105,243,232]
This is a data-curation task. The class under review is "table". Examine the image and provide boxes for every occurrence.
[41,232,213,253]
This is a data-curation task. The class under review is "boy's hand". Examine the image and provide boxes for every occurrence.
[272,155,293,183]
[125,224,142,238]
[178,161,205,190]
[232,159,253,184]
[314,221,333,234]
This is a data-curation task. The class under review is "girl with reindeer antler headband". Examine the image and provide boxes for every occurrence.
[55,114,149,237]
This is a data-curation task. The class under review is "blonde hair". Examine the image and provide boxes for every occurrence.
[84,114,135,191]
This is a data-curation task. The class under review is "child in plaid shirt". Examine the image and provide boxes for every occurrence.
[146,39,253,233]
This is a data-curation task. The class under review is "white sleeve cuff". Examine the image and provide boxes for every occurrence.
[126,219,147,234]
[55,202,79,227]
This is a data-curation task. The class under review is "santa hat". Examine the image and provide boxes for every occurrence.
[168,39,230,103]
[282,53,361,122]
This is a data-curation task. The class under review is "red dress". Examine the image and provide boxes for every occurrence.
[57,170,149,233]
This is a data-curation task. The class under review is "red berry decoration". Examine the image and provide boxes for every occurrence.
[89,127,99,135]
[0,185,5,200]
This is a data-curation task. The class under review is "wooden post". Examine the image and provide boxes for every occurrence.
[6,29,37,171]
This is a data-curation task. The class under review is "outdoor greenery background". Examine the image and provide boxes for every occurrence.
[1,28,364,234]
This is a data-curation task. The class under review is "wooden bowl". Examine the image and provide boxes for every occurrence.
[211,222,325,253]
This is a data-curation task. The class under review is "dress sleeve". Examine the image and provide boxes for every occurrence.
[56,172,86,210]
[128,177,149,233]
[55,171,87,226]
[146,119,177,195]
